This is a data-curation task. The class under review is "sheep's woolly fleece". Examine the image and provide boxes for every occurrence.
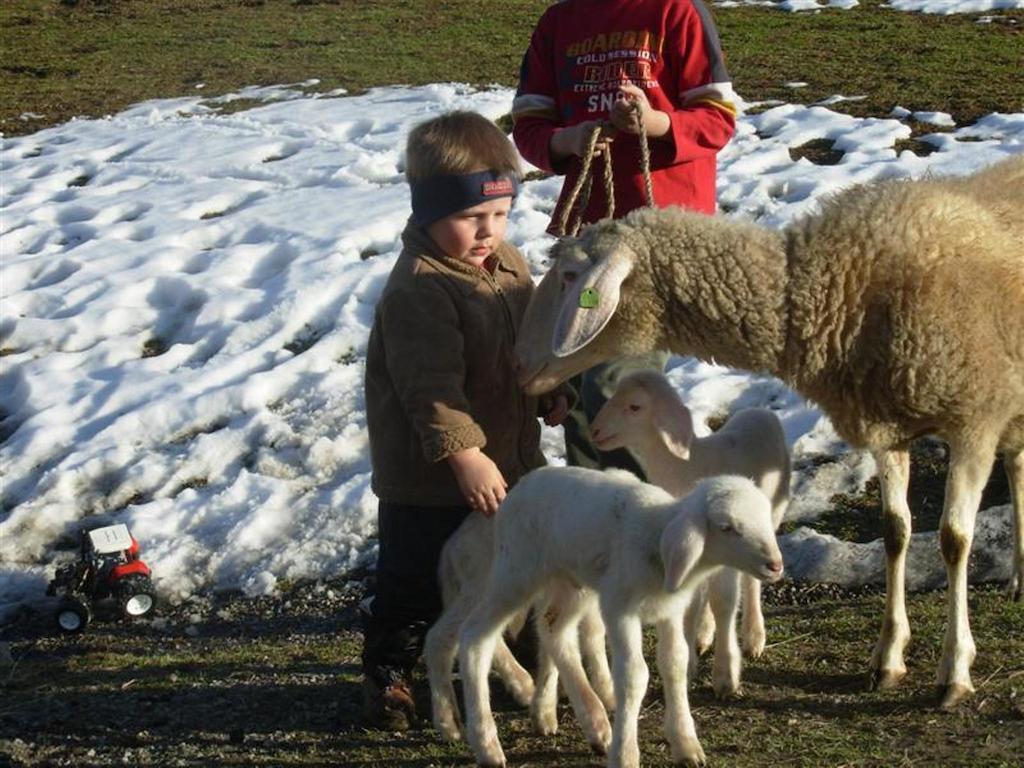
[713,0,1023,14]
[1,82,1022,622]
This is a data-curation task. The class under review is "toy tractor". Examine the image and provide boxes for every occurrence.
[46,523,157,633]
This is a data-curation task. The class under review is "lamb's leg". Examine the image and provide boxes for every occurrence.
[491,636,535,707]
[460,587,536,767]
[533,585,611,752]
[528,594,561,736]
[936,439,995,708]
[681,585,709,685]
[708,568,742,699]
[656,616,705,768]
[1005,449,1024,602]
[425,601,467,742]
[694,600,715,657]
[869,448,913,691]
[580,603,615,712]
[604,607,647,768]
[740,574,766,659]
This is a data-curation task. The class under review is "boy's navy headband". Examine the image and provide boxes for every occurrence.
[409,170,520,227]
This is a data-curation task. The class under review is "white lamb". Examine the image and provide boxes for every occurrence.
[424,513,615,746]
[513,156,1024,707]
[457,468,784,768]
[590,369,790,696]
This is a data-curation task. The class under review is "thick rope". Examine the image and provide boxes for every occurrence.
[554,100,656,237]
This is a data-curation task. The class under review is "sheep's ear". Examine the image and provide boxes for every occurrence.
[660,511,705,593]
[552,247,634,358]
[653,394,694,461]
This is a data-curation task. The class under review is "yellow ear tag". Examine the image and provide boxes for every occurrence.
[579,288,600,309]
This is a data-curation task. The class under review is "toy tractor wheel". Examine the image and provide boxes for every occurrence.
[116,574,157,619]
[56,594,92,633]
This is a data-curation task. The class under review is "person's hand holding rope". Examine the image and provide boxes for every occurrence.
[551,119,615,159]
[610,83,671,138]
[552,82,659,237]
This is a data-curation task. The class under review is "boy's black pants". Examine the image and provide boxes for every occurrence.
[361,500,471,680]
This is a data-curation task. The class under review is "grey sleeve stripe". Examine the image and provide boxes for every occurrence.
[690,0,731,83]
[680,81,737,104]
[512,93,557,114]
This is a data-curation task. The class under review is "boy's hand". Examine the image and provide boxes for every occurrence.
[551,120,614,159]
[541,394,570,427]
[610,83,671,138]
[447,447,508,517]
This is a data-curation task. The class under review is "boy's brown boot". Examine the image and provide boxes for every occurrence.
[362,668,417,731]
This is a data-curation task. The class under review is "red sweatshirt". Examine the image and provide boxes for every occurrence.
[512,0,735,231]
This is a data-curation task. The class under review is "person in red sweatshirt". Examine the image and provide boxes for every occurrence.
[512,0,736,476]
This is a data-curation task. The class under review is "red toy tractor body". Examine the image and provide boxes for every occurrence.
[46,523,157,633]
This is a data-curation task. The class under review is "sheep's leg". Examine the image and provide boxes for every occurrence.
[425,602,467,742]
[656,616,705,768]
[533,585,611,752]
[604,607,647,768]
[580,604,615,712]
[460,586,537,767]
[694,600,716,656]
[1005,449,1024,602]
[936,439,994,708]
[491,636,535,707]
[681,587,708,685]
[869,448,913,691]
[740,573,766,659]
[529,624,560,736]
[708,568,743,699]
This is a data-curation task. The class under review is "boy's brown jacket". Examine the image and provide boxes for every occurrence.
[365,224,569,507]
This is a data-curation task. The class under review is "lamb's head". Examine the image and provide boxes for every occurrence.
[660,476,784,593]
[514,213,665,395]
[591,369,695,459]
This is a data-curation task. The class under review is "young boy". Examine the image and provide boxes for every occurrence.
[511,0,736,476]
[361,110,570,730]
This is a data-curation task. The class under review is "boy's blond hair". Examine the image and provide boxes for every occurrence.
[405,111,521,182]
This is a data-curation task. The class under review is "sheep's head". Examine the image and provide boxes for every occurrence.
[701,477,784,584]
[590,370,695,460]
[660,476,783,593]
[515,217,658,395]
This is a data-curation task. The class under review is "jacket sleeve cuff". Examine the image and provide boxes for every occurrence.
[554,381,578,411]
[423,422,487,463]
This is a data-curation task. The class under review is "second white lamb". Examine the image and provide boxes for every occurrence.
[591,369,790,695]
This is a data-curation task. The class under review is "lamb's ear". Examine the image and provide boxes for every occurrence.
[653,394,694,461]
[552,247,634,358]
[659,510,705,593]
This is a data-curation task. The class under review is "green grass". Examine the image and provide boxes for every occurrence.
[3,586,1022,766]
[2,0,1023,135]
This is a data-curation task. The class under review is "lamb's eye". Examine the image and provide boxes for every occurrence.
[720,523,735,533]
[561,271,577,288]
[628,404,642,413]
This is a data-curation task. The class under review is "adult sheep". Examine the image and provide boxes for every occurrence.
[513,155,1024,708]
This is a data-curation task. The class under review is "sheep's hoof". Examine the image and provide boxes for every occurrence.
[868,667,906,691]
[475,753,506,768]
[507,679,535,708]
[435,721,462,743]
[672,737,706,767]
[586,717,612,755]
[531,707,558,737]
[938,682,974,710]
[1007,574,1022,603]
[713,683,744,701]
[741,642,765,660]
[741,628,766,659]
